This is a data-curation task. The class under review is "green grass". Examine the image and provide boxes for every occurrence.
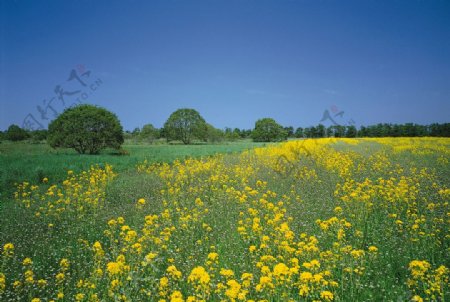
[0,138,448,301]
[0,140,265,198]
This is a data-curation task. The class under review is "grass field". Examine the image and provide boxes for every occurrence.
[0,140,265,198]
[0,138,449,302]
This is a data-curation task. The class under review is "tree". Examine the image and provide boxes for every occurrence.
[224,127,240,141]
[48,104,124,154]
[284,126,294,138]
[140,124,160,143]
[346,125,357,138]
[163,108,208,144]
[5,124,29,141]
[206,124,224,143]
[251,118,287,142]
[294,127,304,138]
[316,124,326,138]
[30,129,48,143]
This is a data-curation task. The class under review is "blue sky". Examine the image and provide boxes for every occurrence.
[1,0,449,131]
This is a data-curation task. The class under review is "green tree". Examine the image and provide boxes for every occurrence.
[346,125,357,138]
[140,124,160,143]
[294,127,304,138]
[284,126,294,137]
[48,104,124,154]
[224,127,240,141]
[5,124,29,141]
[251,118,287,142]
[163,108,208,144]
[206,124,224,143]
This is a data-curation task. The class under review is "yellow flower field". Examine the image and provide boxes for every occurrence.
[1,138,449,301]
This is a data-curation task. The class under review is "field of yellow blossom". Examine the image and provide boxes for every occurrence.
[1,137,449,301]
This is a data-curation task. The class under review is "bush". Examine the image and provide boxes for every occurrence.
[48,104,124,154]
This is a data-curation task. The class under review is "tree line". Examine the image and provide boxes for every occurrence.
[1,105,449,154]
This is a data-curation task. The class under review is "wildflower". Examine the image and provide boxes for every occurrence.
[60,258,70,270]
[107,262,122,275]
[220,268,234,278]
[368,246,378,253]
[56,273,65,283]
[3,243,14,256]
[320,290,334,301]
[273,263,290,280]
[207,252,219,262]
[225,279,241,299]
[166,265,182,279]
[170,290,183,302]
[23,257,33,266]
[188,266,210,285]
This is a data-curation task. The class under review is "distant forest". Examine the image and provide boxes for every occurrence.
[1,122,449,143]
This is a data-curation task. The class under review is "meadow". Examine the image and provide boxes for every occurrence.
[0,138,448,302]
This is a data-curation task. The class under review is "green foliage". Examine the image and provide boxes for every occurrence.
[30,129,48,143]
[251,118,287,142]
[294,127,304,138]
[224,127,240,141]
[206,124,224,143]
[47,104,124,154]
[163,108,208,144]
[5,124,29,141]
[284,126,295,137]
[139,124,160,143]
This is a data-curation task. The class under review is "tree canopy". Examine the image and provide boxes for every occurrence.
[251,118,287,142]
[47,104,124,154]
[5,124,29,141]
[163,108,207,144]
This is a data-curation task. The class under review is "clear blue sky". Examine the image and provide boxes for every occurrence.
[1,0,449,131]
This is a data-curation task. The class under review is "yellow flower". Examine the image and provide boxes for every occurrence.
[23,257,33,266]
[159,276,169,287]
[56,273,65,283]
[207,252,219,261]
[3,243,14,256]
[137,198,146,205]
[166,265,182,279]
[273,263,290,280]
[188,266,210,285]
[368,246,378,253]
[60,258,70,270]
[107,262,122,275]
[320,290,334,301]
[225,279,241,299]
[220,268,235,278]
[31,298,41,302]
[170,290,183,302]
